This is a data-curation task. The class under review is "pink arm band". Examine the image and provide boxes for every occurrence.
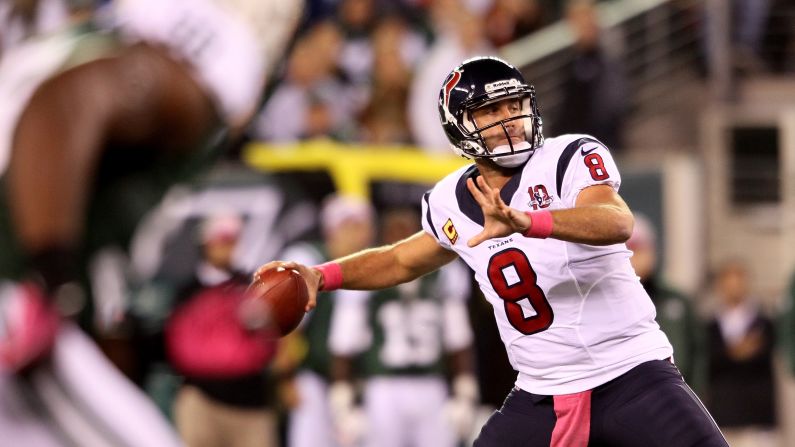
[523,210,554,239]
[315,262,343,291]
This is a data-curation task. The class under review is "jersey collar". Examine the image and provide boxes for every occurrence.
[454,164,523,226]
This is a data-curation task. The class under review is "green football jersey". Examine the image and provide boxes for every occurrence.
[779,271,795,375]
[301,288,337,377]
[358,272,448,377]
[287,241,337,378]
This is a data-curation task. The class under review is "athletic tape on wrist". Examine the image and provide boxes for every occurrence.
[523,210,554,239]
[315,262,343,291]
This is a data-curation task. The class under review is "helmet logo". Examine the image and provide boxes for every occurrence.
[441,70,462,123]
[484,78,521,93]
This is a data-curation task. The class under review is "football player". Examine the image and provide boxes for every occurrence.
[281,194,376,447]
[257,56,729,447]
[0,0,302,445]
[326,207,478,447]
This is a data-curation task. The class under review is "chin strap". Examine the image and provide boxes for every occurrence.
[492,150,532,168]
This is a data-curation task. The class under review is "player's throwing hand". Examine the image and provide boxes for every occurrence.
[466,175,531,247]
[254,261,322,312]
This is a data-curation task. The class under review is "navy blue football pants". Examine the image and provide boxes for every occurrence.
[474,360,728,447]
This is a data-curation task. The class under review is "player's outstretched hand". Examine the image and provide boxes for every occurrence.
[254,261,322,312]
[466,175,531,247]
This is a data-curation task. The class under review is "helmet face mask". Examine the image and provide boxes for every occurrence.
[463,94,536,155]
[438,57,543,164]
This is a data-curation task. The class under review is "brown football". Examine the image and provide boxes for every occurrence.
[249,267,309,336]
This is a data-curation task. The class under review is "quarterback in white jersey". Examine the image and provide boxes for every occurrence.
[420,132,672,395]
[258,57,728,447]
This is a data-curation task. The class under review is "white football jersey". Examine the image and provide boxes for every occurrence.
[421,134,673,395]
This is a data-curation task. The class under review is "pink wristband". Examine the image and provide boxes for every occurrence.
[523,210,554,239]
[315,262,343,291]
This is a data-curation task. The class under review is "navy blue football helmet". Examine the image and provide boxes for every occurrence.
[438,57,543,162]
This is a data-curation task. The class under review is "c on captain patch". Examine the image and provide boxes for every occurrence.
[443,218,459,245]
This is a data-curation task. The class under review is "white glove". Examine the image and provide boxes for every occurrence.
[328,381,365,447]
[444,374,479,441]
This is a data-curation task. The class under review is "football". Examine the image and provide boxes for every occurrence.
[249,266,309,336]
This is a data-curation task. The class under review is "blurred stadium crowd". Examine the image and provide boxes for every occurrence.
[2,0,795,446]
